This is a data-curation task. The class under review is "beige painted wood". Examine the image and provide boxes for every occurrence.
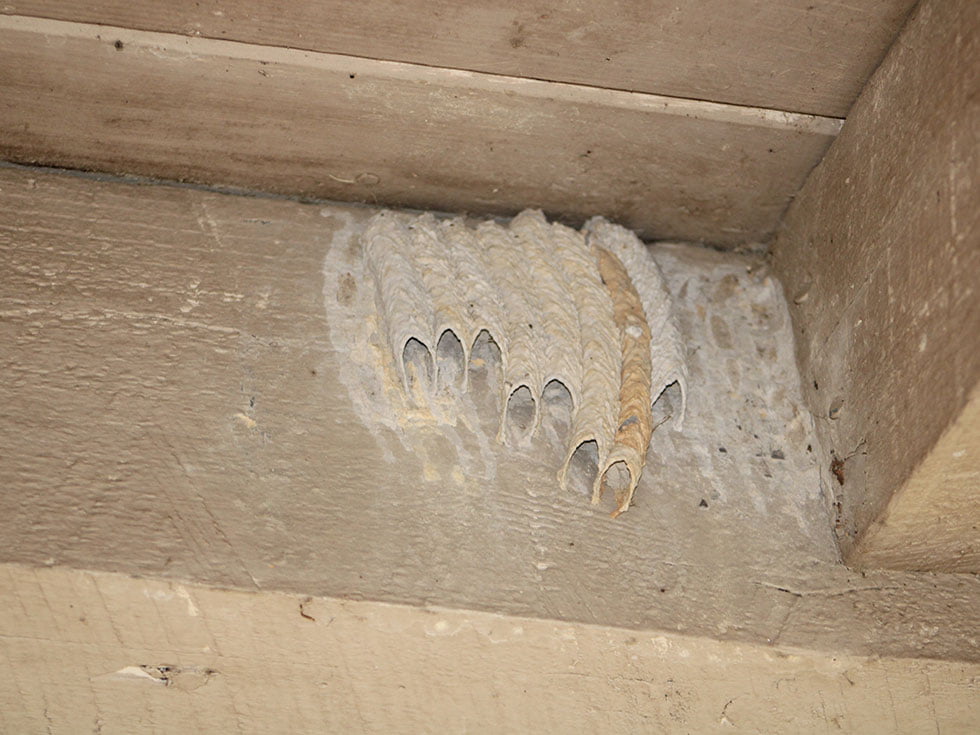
[1,563,978,734]
[2,164,979,668]
[0,15,840,247]
[0,0,917,117]
[853,385,980,573]
[772,0,980,571]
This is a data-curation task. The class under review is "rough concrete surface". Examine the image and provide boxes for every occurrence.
[2,165,978,675]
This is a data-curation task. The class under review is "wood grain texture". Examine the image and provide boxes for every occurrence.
[0,15,840,247]
[772,0,980,571]
[854,386,980,573]
[2,164,979,665]
[0,0,917,117]
[1,564,978,734]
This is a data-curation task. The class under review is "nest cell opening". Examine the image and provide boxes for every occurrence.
[401,337,434,395]
[435,329,466,394]
[562,439,599,497]
[651,379,683,428]
[502,385,537,446]
[540,378,573,441]
[468,329,502,411]
[596,459,635,516]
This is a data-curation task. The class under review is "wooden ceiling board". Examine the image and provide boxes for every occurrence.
[0,16,840,246]
[0,0,917,116]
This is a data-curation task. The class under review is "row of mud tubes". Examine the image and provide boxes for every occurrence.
[364,209,687,516]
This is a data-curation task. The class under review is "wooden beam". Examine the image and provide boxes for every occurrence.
[2,164,979,667]
[1,0,917,117]
[772,0,980,571]
[851,385,980,572]
[0,15,840,246]
[2,564,978,733]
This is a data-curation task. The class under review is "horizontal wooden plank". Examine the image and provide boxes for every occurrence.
[0,16,839,246]
[2,564,978,733]
[1,0,917,117]
[2,164,979,665]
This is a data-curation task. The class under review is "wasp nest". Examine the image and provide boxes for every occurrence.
[364,209,687,516]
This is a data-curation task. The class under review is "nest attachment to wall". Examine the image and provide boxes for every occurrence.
[359,209,688,517]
